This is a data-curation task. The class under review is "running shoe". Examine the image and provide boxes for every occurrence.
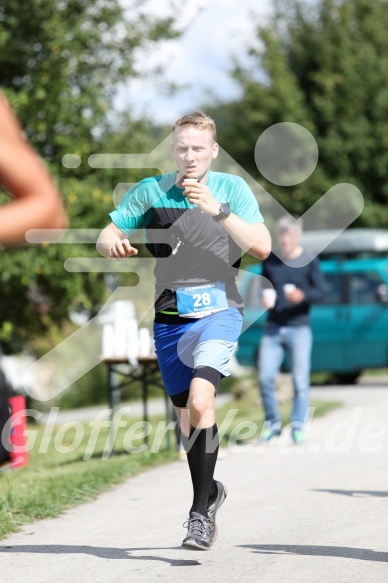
[258,426,282,443]
[207,480,227,521]
[182,512,217,550]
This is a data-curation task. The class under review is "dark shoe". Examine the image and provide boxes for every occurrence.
[182,512,217,550]
[207,480,227,522]
[258,426,282,444]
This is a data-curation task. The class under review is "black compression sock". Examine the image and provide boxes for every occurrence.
[185,424,219,517]
[208,479,218,507]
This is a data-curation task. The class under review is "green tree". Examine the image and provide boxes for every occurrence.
[0,0,180,353]
[0,0,179,165]
[209,0,388,227]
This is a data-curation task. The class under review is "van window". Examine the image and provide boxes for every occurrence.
[321,273,343,304]
[349,271,384,304]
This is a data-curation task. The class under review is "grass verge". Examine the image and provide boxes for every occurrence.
[0,411,176,540]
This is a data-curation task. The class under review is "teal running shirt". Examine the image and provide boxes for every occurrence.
[110,171,264,312]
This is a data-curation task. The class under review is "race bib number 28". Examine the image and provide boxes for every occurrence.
[176,282,228,318]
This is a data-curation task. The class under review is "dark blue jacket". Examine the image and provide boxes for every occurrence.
[262,250,326,326]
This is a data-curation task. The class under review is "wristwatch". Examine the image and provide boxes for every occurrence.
[213,202,231,222]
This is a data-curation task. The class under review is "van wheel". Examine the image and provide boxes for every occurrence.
[333,371,361,385]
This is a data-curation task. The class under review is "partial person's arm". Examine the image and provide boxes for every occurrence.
[287,258,327,304]
[304,258,326,303]
[96,222,138,258]
[260,257,277,309]
[0,95,66,244]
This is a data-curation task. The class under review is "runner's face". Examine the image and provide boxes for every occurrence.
[172,126,218,182]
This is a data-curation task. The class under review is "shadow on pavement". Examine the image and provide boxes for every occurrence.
[239,544,388,563]
[313,489,388,498]
[0,545,201,567]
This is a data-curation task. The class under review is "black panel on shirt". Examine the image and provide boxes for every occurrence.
[143,206,244,312]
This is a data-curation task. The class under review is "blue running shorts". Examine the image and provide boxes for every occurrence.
[153,307,243,398]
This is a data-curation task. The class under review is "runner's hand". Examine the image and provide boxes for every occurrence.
[183,181,220,217]
[110,239,138,259]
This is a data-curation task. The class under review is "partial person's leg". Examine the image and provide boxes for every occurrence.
[177,309,241,516]
[287,325,313,428]
[258,327,284,427]
[174,372,219,518]
[171,406,187,459]
[186,375,219,517]
[153,318,193,456]
[168,309,241,548]
[174,378,219,550]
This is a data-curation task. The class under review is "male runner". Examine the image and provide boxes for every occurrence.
[96,111,271,550]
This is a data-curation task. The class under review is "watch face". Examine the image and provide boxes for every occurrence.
[221,203,230,216]
[213,202,230,221]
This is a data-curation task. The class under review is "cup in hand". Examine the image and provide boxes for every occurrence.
[283,283,296,300]
[262,288,277,309]
[182,178,198,197]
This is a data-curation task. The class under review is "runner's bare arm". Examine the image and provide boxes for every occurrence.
[0,95,66,244]
[184,181,271,259]
[221,217,271,260]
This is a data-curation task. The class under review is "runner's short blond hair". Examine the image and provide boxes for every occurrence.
[173,111,217,143]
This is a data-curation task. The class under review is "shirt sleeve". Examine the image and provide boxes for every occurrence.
[305,258,326,304]
[109,182,148,235]
[230,177,264,224]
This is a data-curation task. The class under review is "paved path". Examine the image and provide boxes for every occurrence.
[1,383,388,583]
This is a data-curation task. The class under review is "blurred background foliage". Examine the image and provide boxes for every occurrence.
[209,0,388,226]
[1,0,388,405]
[0,0,177,355]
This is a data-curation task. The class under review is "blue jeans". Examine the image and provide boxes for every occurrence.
[258,324,313,428]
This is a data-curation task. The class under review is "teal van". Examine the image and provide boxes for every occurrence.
[236,229,388,383]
